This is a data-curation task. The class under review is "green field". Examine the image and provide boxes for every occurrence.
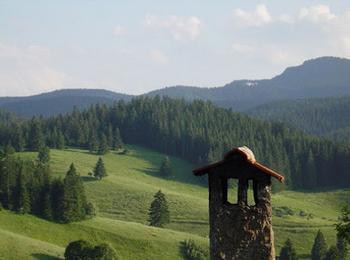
[1,145,349,259]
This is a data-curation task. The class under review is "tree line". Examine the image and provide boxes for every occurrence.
[0,148,93,223]
[1,97,350,190]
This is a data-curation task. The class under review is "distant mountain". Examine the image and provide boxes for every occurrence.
[147,57,350,110]
[1,56,350,117]
[0,89,133,117]
[247,96,350,142]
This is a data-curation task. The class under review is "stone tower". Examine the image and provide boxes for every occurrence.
[193,146,284,260]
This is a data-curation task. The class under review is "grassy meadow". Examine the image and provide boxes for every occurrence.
[1,144,349,259]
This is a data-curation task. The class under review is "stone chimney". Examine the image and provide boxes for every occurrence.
[193,146,284,260]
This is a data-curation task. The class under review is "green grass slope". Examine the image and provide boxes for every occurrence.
[4,145,350,258]
[0,211,208,260]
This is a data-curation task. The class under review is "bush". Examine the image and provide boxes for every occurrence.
[181,239,208,260]
[64,240,93,259]
[92,243,118,259]
[64,240,118,260]
[85,202,96,218]
[299,210,307,217]
[273,206,294,217]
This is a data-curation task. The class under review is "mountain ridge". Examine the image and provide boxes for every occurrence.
[1,56,350,116]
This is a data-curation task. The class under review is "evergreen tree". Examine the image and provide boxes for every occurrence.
[113,127,123,150]
[148,190,170,227]
[98,134,109,155]
[324,245,340,260]
[336,206,350,244]
[12,125,25,152]
[51,178,65,222]
[89,131,98,153]
[38,146,50,164]
[27,118,44,151]
[40,165,52,220]
[62,163,87,223]
[279,239,298,260]
[336,235,347,260]
[57,131,65,150]
[311,230,327,260]
[4,143,15,155]
[107,125,114,148]
[159,156,172,177]
[93,158,107,180]
[13,165,30,214]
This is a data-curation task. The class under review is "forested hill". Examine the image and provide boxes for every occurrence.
[1,97,350,190]
[1,56,350,117]
[147,57,350,110]
[0,89,133,117]
[248,96,350,143]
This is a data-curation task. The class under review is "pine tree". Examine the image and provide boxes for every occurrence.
[93,158,107,180]
[98,134,109,155]
[62,163,87,223]
[40,165,52,220]
[324,245,340,260]
[51,178,65,222]
[38,146,50,164]
[336,235,347,260]
[113,127,123,150]
[57,131,65,150]
[28,118,44,151]
[279,239,298,260]
[336,206,350,243]
[14,165,30,214]
[159,156,172,177]
[89,132,98,153]
[148,190,170,227]
[311,230,327,260]
[305,150,317,189]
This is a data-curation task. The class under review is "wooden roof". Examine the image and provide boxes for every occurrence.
[193,146,284,183]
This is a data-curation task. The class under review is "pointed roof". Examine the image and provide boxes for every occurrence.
[193,146,284,183]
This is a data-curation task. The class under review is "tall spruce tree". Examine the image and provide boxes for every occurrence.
[89,132,98,154]
[324,245,340,260]
[38,146,51,164]
[98,134,109,155]
[336,206,350,242]
[13,164,30,214]
[93,158,107,180]
[336,235,347,259]
[148,190,170,227]
[311,230,327,260]
[279,239,298,260]
[62,163,87,223]
[28,118,44,151]
[113,127,123,150]
[159,156,172,177]
[51,178,65,222]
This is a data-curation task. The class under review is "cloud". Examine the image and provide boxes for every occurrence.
[298,5,336,23]
[113,25,126,36]
[144,14,201,42]
[149,50,168,64]
[232,4,272,27]
[231,43,255,55]
[0,43,69,96]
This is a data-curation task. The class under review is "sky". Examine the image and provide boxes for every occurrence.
[1,1,350,96]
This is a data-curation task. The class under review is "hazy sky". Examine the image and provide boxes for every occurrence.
[1,1,350,96]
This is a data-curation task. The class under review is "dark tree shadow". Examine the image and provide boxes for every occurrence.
[179,241,190,260]
[31,253,62,260]
[81,176,98,182]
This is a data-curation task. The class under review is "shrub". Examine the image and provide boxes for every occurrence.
[64,240,118,260]
[181,239,208,260]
